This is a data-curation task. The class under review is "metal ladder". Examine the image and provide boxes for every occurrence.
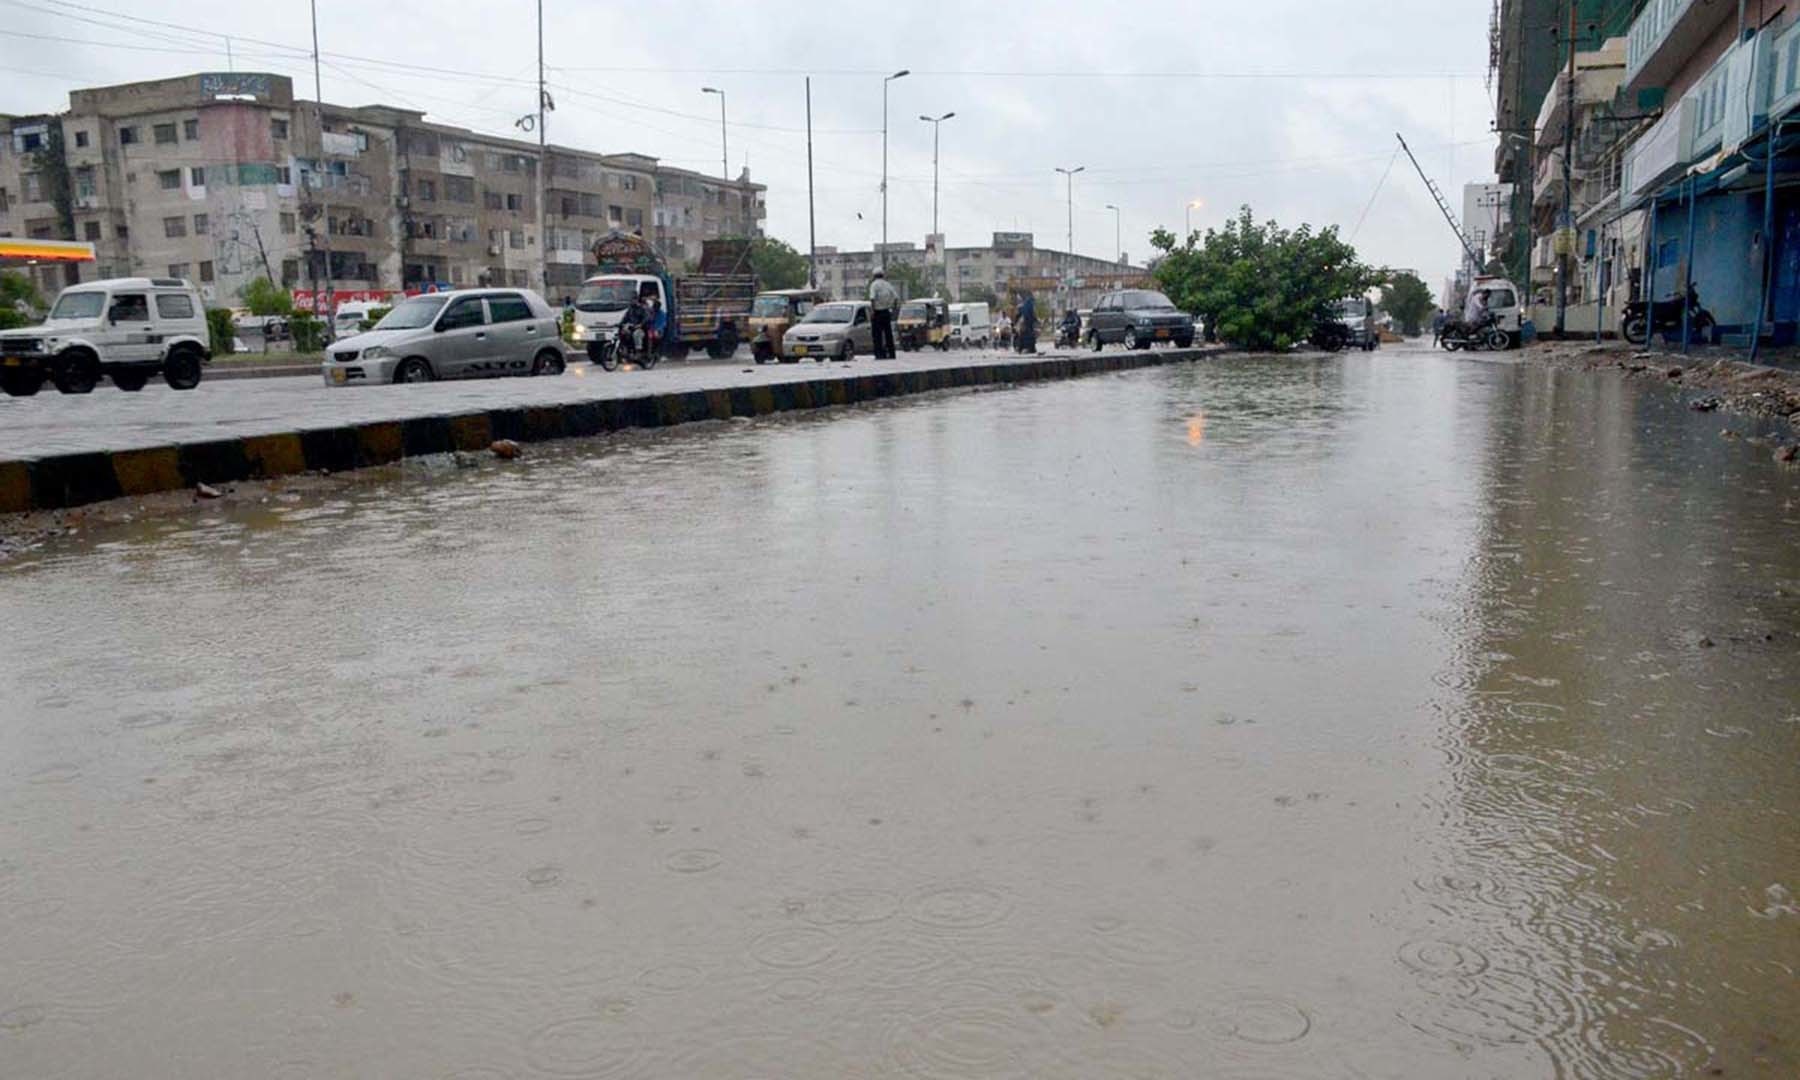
[1397,133,1483,269]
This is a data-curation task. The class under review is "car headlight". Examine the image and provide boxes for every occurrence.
[571,323,588,341]
[362,345,391,359]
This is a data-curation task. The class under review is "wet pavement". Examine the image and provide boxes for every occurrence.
[2,341,1796,1077]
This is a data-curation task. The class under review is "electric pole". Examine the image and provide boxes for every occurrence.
[1055,165,1084,267]
[702,87,727,180]
[537,0,548,296]
[1105,203,1121,265]
[310,0,330,324]
[880,69,908,271]
[806,77,817,289]
[920,111,954,291]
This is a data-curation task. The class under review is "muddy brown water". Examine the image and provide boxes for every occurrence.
[2,343,1797,1078]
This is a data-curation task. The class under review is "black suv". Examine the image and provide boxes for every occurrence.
[1086,289,1195,350]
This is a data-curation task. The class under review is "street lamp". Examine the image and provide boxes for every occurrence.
[701,87,727,180]
[1055,165,1084,260]
[1186,198,1204,236]
[1104,203,1121,266]
[920,111,954,292]
[881,69,910,271]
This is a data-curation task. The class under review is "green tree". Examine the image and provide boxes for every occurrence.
[1379,272,1435,336]
[206,308,237,355]
[239,276,293,317]
[956,282,999,307]
[885,261,927,300]
[0,270,46,331]
[1150,206,1380,351]
[745,236,809,290]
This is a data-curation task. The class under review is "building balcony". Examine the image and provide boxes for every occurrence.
[1624,0,1734,93]
[548,248,586,265]
[1621,96,1696,205]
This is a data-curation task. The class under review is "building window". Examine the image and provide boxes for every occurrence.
[199,260,214,283]
[83,220,100,240]
[116,223,128,239]
[272,117,289,140]
[483,189,503,210]
[167,263,190,279]
[281,258,298,285]
[21,173,43,202]
[508,269,527,287]
[418,178,436,201]
[621,174,638,191]
[183,118,199,141]
[193,213,208,235]
[157,170,181,190]
[74,167,95,201]
[506,193,523,211]
[279,211,296,234]
[626,208,643,228]
[74,130,89,148]
[509,229,524,249]
[153,123,178,145]
[444,175,474,202]
[163,216,186,238]
[189,166,206,187]
[276,166,292,185]
[608,204,623,224]
[119,126,137,145]
[17,130,44,152]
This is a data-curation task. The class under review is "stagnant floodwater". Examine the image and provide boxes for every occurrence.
[2,345,1797,1078]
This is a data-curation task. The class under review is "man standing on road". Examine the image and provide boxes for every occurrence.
[869,269,900,359]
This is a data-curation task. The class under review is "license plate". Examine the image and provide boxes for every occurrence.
[330,368,347,384]
[791,345,807,356]
[1156,328,1171,339]
[2,356,23,366]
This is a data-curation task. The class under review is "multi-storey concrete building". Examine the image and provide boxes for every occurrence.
[0,72,765,312]
[812,232,1140,309]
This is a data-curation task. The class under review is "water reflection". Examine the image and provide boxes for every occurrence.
[0,348,1794,1077]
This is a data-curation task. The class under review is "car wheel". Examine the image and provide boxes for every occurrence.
[162,348,203,390]
[1124,327,1142,351]
[837,340,854,363]
[1621,315,1648,346]
[112,369,149,392]
[51,349,101,394]
[0,369,45,396]
[1175,337,1194,350]
[532,348,566,376]
[394,357,435,384]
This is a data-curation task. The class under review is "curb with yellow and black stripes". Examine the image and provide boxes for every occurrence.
[0,350,1208,514]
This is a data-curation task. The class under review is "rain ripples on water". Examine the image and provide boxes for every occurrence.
[1,347,1796,1076]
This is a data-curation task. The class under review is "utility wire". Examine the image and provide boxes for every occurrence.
[1349,146,1402,241]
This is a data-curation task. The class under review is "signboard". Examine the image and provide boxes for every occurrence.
[591,231,664,275]
[292,288,398,314]
[992,231,1033,247]
[199,72,271,101]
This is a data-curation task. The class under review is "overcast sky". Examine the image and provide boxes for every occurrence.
[3,0,1499,288]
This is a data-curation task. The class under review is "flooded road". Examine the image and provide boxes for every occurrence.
[3,343,1797,1078]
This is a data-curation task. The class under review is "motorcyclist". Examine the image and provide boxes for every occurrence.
[619,294,648,360]
[1058,308,1082,346]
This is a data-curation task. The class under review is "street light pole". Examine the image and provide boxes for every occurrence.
[920,111,954,292]
[1186,199,1204,237]
[881,69,909,272]
[1055,165,1084,260]
[702,87,727,180]
[1104,203,1121,265]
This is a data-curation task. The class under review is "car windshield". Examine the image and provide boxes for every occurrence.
[374,296,448,330]
[576,280,640,313]
[48,292,106,320]
[900,302,928,319]
[1122,291,1177,311]
[752,295,795,317]
[802,303,856,325]
[1338,299,1367,318]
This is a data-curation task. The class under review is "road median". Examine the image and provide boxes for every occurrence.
[0,348,1212,513]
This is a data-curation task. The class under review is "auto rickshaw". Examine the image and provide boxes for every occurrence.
[749,288,830,363]
[896,297,951,352]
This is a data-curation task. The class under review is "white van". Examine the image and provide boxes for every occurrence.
[948,302,992,349]
[332,301,384,339]
[0,276,210,395]
[1470,276,1527,348]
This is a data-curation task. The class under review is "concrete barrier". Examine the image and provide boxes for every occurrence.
[0,348,1213,513]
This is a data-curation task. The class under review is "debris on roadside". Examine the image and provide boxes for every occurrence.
[1690,396,1722,412]
[195,482,224,499]
[490,439,522,460]
[1776,443,1800,464]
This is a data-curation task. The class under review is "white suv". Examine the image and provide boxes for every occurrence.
[0,277,210,396]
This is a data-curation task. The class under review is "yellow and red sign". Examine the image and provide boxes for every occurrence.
[0,239,96,264]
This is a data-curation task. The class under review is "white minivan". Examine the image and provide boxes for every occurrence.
[0,276,210,395]
[948,302,992,349]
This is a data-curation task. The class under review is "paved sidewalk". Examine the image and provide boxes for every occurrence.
[0,347,1168,461]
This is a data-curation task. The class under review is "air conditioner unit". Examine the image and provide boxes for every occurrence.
[487,244,501,256]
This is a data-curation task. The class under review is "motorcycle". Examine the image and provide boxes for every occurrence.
[1438,315,1510,353]
[1622,284,1714,346]
[1055,321,1081,350]
[597,321,661,372]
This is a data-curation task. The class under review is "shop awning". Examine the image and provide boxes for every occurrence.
[0,238,96,264]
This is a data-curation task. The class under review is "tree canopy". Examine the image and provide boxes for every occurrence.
[746,236,810,291]
[1151,206,1380,351]
[239,277,294,317]
[0,270,45,330]
[1379,272,1436,336]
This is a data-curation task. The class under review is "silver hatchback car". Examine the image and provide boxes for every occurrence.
[781,300,874,362]
[321,289,567,386]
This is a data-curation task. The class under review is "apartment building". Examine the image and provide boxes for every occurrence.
[1,71,766,312]
[812,232,1138,307]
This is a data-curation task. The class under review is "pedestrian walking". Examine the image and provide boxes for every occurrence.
[1430,308,1446,346]
[1015,291,1038,354]
[869,269,900,359]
